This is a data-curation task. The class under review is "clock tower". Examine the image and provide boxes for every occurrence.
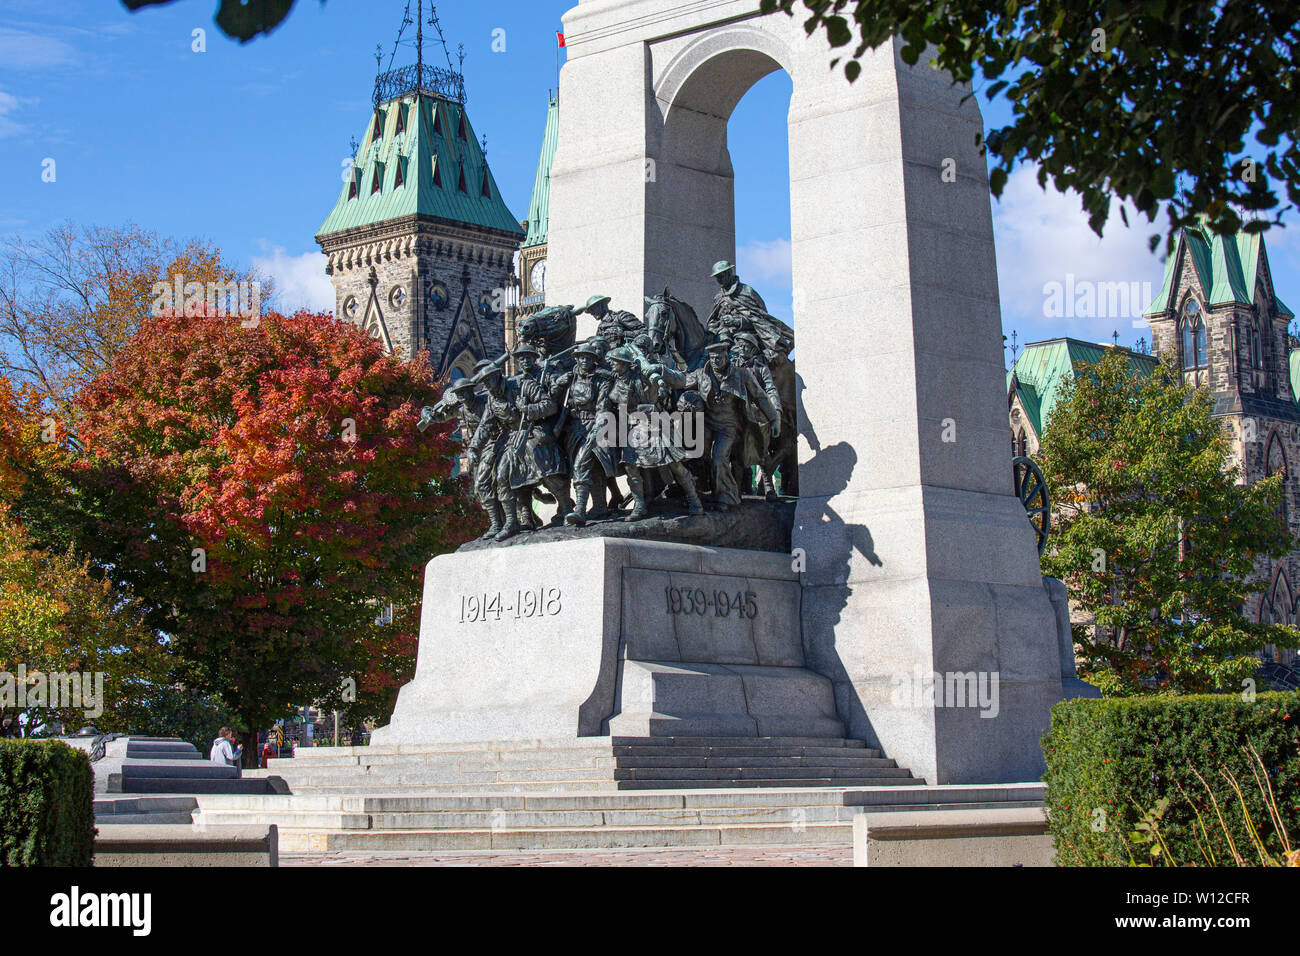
[505,92,558,351]
[317,6,523,379]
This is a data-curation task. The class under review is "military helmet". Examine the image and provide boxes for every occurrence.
[605,346,637,366]
[710,260,736,278]
[585,294,612,310]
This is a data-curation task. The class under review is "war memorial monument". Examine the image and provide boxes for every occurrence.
[367,0,1092,790]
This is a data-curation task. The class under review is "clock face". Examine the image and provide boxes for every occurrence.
[529,258,547,295]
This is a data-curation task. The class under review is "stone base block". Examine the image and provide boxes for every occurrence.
[374,538,826,744]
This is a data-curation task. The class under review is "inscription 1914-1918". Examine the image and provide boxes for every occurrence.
[460,587,562,623]
[665,586,758,619]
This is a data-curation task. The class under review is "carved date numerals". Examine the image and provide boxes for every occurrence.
[665,586,758,619]
[460,587,562,623]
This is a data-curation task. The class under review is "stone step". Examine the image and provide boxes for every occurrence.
[280,736,873,761]
[607,755,898,770]
[126,741,199,754]
[273,762,912,787]
[113,776,278,794]
[123,751,208,761]
[95,795,199,815]
[95,810,198,825]
[200,797,1049,833]
[277,822,853,852]
[119,759,237,779]
[272,745,886,770]
[273,774,920,793]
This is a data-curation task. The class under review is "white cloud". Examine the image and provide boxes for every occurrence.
[0,27,76,70]
[0,90,35,138]
[250,243,334,314]
[737,237,792,289]
[992,164,1167,347]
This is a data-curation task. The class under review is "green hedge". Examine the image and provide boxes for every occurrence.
[0,740,95,866]
[1043,693,1300,866]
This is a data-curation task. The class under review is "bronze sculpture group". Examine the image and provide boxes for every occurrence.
[422,261,797,541]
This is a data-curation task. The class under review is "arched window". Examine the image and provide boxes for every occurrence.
[1015,428,1027,459]
[1181,298,1206,369]
[1266,430,1288,525]
[1252,317,1265,368]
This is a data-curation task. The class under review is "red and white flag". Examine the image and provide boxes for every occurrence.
[557,31,566,47]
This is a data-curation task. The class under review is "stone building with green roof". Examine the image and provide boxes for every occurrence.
[503,93,559,354]
[316,51,523,378]
[1008,224,1300,666]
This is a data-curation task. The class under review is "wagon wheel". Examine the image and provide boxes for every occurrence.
[1012,455,1050,555]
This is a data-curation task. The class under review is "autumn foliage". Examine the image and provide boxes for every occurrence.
[66,309,481,735]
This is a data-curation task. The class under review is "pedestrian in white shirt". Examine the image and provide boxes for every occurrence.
[210,726,243,778]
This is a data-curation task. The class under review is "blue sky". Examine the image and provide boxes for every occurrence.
[2,0,1296,365]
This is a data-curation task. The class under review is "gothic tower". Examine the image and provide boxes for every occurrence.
[317,7,523,378]
[1143,223,1300,660]
[503,92,559,353]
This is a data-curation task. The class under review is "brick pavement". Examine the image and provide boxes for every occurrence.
[281,845,852,867]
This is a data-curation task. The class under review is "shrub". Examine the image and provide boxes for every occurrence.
[0,739,95,866]
[1043,692,1300,866]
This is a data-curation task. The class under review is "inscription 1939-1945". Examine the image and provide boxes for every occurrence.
[665,586,758,619]
[459,586,562,623]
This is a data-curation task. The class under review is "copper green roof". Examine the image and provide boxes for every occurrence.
[317,93,523,239]
[1144,224,1293,317]
[522,95,558,249]
[1008,338,1158,436]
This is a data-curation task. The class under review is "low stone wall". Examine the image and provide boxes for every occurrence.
[853,807,1054,867]
[94,824,278,867]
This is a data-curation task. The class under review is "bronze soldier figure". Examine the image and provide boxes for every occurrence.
[468,353,572,541]
[603,346,704,521]
[582,294,644,349]
[655,341,779,512]
[550,341,616,526]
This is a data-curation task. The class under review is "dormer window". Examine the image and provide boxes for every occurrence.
[480,170,491,198]
[372,109,386,141]
[457,166,468,194]
[371,162,384,194]
[1181,298,1207,370]
[395,104,406,136]
[394,156,406,189]
[457,113,468,141]
[347,166,360,200]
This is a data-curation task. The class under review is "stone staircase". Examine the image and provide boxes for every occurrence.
[190,736,1045,852]
[258,736,914,792]
[195,782,1046,852]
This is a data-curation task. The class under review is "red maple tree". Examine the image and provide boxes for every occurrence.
[67,310,481,745]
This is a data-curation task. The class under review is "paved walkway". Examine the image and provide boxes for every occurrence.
[281,845,852,867]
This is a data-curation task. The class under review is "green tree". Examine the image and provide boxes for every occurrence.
[0,504,166,734]
[762,1,1299,249]
[1037,350,1294,694]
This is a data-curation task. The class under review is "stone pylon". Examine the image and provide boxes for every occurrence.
[546,0,1066,784]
